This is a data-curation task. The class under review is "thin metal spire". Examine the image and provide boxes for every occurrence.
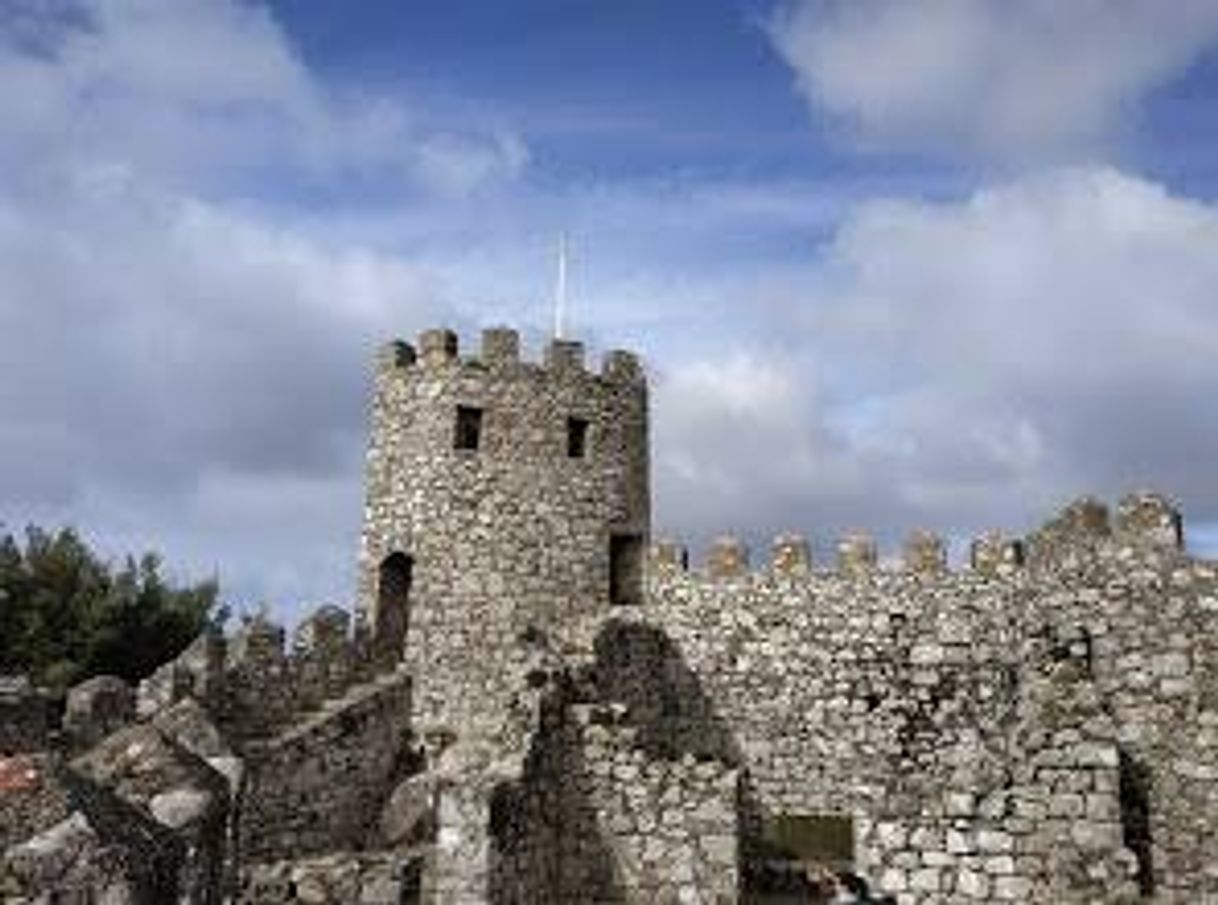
[553,232,569,339]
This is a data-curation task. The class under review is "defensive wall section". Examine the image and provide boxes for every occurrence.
[633,492,1218,902]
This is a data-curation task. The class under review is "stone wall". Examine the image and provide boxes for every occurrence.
[640,494,1218,902]
[356,327,649,737]
[137,607,374,743]
[70,720,232,904]
[857,628,1136,902]
[238,666,413,864]
[2,811,134,903]
[63,675,135,749]
[240,851,423,904]
[489,688,739,903]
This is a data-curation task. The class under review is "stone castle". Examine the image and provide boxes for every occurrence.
[3,326,1217,904]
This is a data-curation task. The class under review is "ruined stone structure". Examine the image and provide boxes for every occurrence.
[3,326,1218,904]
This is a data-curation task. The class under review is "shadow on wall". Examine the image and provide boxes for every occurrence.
[490,619,850,902]
[583,619,742,765]
[489,619,742,902]
[582,620,862,904]
[587,620,791,895]
[488,699,626,903]
[487,623,764,905]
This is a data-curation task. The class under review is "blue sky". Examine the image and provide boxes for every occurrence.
[4,0,1218,619]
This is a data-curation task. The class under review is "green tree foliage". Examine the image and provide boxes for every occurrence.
[0,525,221,692]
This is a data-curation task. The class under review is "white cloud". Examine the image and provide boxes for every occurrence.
[0,169,448,613]
[411,132,531,198]
[768,0,1218,159]
[654,167,1218,559]
[0,0,508,616]
[5,0,1217,604]
[0,0,527,196]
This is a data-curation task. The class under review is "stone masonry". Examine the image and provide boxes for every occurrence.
[3,325,1218,903]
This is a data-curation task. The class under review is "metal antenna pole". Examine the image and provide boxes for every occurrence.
[554,232,568,340]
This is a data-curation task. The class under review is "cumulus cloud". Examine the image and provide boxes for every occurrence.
[411,132,531,198]
[6,0,1216,608]
[654,167,1218,559]
[768,0,1218,160]
[0,0,527,196]
[0,161,451,611]
[0,0,530,614]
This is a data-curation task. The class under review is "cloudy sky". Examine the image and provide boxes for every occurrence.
[4,0,1218,619]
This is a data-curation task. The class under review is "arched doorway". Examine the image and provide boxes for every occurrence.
[376,552,413,662]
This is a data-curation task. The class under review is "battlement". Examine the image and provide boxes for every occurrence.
[1025,490,1184,571]
[647,492,1190,587]
[137,603,389,741]
[375,327,644,385]
[649,529,956,582]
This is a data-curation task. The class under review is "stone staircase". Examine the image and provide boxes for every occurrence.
[256,662,412,751]
[237,662,414,866]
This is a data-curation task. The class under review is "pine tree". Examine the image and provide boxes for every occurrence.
[0,525,221,692]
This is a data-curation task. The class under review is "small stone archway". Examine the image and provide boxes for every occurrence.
[375,551,414,663]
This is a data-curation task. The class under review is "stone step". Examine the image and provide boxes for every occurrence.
[259,666,412,750]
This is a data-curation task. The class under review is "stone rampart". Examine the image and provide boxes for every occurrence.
[483,620,741,905]
[239,851,422,904]
[238,666,413,864]
[137,605,381,742]
[490,699,739,904]
[637,493,1218,901]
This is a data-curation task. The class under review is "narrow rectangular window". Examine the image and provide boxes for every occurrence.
[455,405,483,451]
[609,533,643,606]
[567,417,589,459]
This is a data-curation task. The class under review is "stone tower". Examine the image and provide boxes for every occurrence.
[356,327,649,735]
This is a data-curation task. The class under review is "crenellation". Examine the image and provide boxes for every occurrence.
[418,327,459,367]
[904,529,947,575]
[649,537,689,572]
[1025,496,1114,572]
[602,348,643,383]
[1062,495,1113,534]
[229,613,287,667]
[544,337,584,372]
[706,535,749,579]
[290,604,349,655]
[137,625,226,718]
[377,338,416,371]
[970,531,1024,576]
[838,530,879,575]
[288,605,356,711]
[479,326,520,367]
[770,532,812,576]
[1115,490,1184,550]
